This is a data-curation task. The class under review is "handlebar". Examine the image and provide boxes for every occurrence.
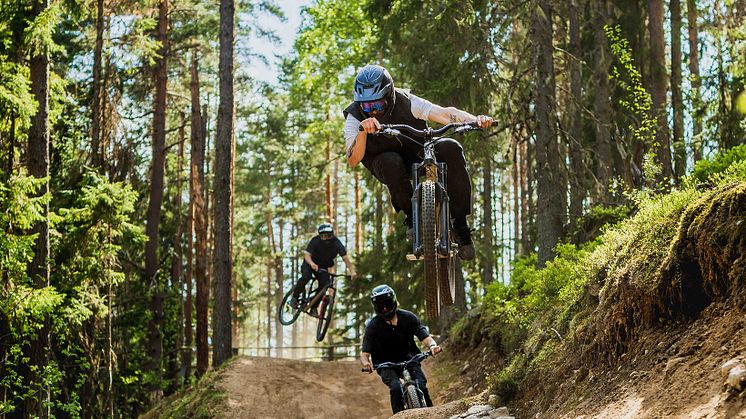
[359,121,497,138]
[361,350,438,373]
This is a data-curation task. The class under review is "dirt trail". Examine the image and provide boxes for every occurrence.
[217,356,391,419]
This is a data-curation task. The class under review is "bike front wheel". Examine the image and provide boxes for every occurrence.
[315,292,335,342]
[278,288,302,326]
[404,384,423,409]
[421,180,439,320]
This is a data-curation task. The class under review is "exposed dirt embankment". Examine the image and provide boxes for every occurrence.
[515,182,746,418]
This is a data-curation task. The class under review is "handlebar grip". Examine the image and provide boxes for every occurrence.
[358,125,364,131]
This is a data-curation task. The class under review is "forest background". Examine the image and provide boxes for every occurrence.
[0,0,744,416]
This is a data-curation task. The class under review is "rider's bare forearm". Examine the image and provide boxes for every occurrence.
[347,131,367,167]
[422,336,437,348]
[360,351,371,365]
[342,255,356,274]
[428,105,477,126]
[304,251,315,267]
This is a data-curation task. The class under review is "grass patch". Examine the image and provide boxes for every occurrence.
[140,360,234,419]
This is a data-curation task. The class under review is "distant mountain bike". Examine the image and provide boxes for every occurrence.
[277,268,349,342]
[373,121,493,320]
[363,351,435,410]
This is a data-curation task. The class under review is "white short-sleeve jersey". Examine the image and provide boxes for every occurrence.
[343,93,434,155]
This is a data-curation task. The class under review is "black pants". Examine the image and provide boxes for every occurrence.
[368,139,472,225]
[292,262,330,300]
[378,363,433,414]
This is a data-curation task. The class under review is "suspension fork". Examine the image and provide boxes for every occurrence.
[437,162,450,256]
[411,162,422,255]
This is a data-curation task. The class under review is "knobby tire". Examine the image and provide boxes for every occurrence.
[405,384,423,409]
[422,181,439,320]
[278,288,301,326]
[316,292,334,342]
[438,257,455,306]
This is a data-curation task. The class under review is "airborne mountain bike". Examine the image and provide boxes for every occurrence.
[363,351,436,410]
[374,121,492,320]
[277,268,349,342]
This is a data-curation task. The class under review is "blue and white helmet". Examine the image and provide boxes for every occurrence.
[353,65,394,103]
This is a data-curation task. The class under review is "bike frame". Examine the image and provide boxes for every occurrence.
[377,123,480,258]
[300,268,345,316]
[371,352,433,410]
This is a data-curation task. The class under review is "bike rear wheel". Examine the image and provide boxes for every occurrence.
[315,292,335,342]
[421,180,439,320]
[405,384,423,409]
[438,256,455,306]
[278,288,302,326]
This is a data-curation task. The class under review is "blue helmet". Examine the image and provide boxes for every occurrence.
[353,65,394,103]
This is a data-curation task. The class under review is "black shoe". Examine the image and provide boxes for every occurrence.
[455,226,475,260]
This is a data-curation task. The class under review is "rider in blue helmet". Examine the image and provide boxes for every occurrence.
[343,64,493,260]
[360,284,443,414]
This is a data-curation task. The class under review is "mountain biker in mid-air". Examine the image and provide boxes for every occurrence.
[343,64,494,260]
[290,223,357,308]
[360,285,442,414]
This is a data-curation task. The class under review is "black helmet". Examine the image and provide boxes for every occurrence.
[317,223,333,235]
[354,65,395,113]
[370,284,397,320]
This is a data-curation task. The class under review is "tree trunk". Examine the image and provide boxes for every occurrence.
[671,0,685,181]
[90,0,104,167]
[25,0,51,415]
[166,116,185,393]
[144,0,168,398]
[191,52,209,377]
[183,170,194,382]
[274,222,284,358]
[568,0,585,224]
[592,0,613,202]
[532,1,565,266]
[648,0,673,183]
[687,0,702,162]
[355,171,362,254]
[520,136,530,255]
[512,138,520,260]
[375,183,383,255]
[212,0,235,368]
[482,159,494,285]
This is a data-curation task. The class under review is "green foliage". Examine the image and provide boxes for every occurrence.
[0,60,36,129]
[689,144,746,184]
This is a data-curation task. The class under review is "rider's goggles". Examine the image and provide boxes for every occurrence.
[360,99,388,114]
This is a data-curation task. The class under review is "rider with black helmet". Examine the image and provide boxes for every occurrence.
[290,223,357,308]
[360,285,442,414]
[343,64,493,260]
